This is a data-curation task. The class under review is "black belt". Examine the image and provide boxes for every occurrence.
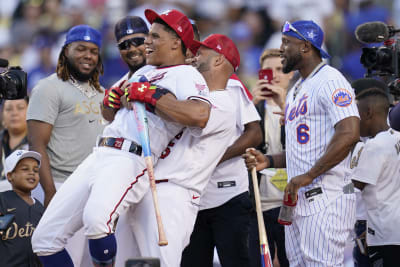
[155,179,168,184]
[98,137,142,156]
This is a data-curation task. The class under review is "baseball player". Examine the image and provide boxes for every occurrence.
[181,35,262,267]
[27,24,105,267]
[350,88,400,266]
[127,34,238,267]
[100,16,149,267]
[32,9,210,267]
[244,20,360,266]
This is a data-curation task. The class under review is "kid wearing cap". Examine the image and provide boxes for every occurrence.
[0,150,43,267]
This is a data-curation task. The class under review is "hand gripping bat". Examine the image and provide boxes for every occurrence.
[128,75,168,246]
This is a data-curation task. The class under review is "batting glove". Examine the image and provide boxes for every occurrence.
[103,81,126,109]
[125,82,171,112]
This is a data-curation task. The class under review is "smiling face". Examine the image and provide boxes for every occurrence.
[144,22,179,67]
[118,33,147,72]
[65,41,99,81]
[7,158,40,193]
[280,35,303,74]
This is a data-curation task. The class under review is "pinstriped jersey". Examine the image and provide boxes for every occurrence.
[284,64,359,216]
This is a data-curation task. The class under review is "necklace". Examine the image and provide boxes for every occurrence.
[69,78,98,98]
[292,62,326,101]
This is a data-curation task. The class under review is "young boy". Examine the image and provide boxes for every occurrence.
[0,150,43,267]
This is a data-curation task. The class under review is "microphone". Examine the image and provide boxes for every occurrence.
[355,21,400,44]
[0,58,8,68]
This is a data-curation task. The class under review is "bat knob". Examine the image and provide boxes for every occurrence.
[139,75,148,82]
[158,241,168,246]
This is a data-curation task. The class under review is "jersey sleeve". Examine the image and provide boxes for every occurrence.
[27,79,60,125]
[318,77,359,127]
[231,86,260,130]
[350,139,386,185]
[172,67,209,100]
[187,91,235,137]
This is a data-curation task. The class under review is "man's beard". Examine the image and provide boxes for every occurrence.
[127,61,146,74]
[283,52,302,74]
[196,59,212,74]
[126,51,146,73]
[66,57,96,82]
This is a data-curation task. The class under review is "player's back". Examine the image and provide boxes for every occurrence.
[154,90,236,195]
[102,64,209,159]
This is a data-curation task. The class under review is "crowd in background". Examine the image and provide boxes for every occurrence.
[0,0,398,93]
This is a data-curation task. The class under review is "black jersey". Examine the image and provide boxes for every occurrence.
[0,190,44,267]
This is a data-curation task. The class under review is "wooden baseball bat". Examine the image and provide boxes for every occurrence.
[129,75,168,246]
[251,167,272,267]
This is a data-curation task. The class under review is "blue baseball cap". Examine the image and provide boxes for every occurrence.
[282,20,330,59]
[114,16,149,41]
[64,25,102,48]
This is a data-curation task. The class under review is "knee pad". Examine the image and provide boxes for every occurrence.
[38,249,74,267]
[89,234,117,266]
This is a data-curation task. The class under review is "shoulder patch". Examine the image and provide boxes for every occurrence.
[332,88,352,107]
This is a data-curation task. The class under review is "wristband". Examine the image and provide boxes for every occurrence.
[266,154,274,168]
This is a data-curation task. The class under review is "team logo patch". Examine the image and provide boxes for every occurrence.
[332,88,352,107]
[195,83,206,92]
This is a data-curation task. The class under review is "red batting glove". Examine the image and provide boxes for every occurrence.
[103,81,126,109]
[125,82,171,110]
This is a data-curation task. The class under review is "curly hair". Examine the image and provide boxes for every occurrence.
[56,45,104,92]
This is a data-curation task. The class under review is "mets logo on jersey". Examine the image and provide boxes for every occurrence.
[332,89,352,107]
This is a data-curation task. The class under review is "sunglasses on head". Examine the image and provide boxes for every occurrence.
[282,21,308,42]
[118,37,145,50]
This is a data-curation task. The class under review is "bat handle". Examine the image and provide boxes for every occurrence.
[145,157,168,246]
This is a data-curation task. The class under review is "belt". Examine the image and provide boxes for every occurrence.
[98,137,142,156]
[155,179,168,184]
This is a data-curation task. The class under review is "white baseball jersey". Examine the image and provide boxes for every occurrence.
[154,90,236,195]
[285,64,359,216]
[128,90,236,267]
[349,141,368,221]
[103,64,209,158]
[350,129,400,246]
[199,77,260,210]
[32,65,209,258]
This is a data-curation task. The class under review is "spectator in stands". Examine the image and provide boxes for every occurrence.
[0,98,29,181]
[249,48,293,267]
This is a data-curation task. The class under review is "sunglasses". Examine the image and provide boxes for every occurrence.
[282,21,308,41]
[118,37,145,50]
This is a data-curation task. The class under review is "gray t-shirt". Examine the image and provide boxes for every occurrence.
[27,73,106,182]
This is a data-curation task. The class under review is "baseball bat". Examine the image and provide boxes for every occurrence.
[129,75,168,246]
[251,167,272,267]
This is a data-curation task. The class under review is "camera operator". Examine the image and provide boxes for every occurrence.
[350,88,400,267]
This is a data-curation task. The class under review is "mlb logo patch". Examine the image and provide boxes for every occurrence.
[332,88,352,107]
[84,35,91,41]
[126,29,133,34]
